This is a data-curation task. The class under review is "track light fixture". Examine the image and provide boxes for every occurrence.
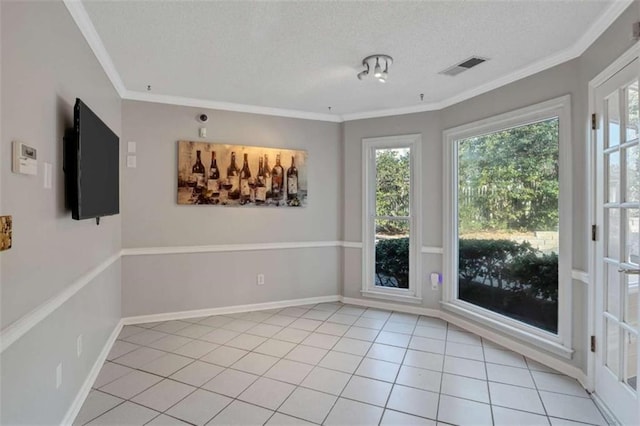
[357,55,393,83]
[357,62,370,80]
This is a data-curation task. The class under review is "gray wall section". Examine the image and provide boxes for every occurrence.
[1,260,121,425]
[121,101,341,247]
[122,249,340,317]
[341,3,640,371]
[1,0,122,328]
[1,1,122,424]
[120,101,342,316]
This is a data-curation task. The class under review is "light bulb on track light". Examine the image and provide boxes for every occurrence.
[374,58,382,78]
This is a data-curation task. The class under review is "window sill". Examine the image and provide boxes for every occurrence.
[361,289,423,304]
[440,301,574,359]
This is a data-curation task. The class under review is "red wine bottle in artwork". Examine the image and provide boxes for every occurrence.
[208,151,220,194]
[263,154,272,199]
[255,157,267,204]
[271,154,284,200]
[192,150,205,193]
[227,152,240,200]
[287,156,298,200]
[240,153,252,203]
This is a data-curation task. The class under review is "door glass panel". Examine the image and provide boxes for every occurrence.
[607,263,621,316]
[608,91,621,148]
[375,219,409,289]
[626,82,639,142]
[627,209,639,265]
[375,148,410,217]
[627,145,639,203]
[624,330,638,390]
[607,151,620,203]
[457,118,559,333]
[607,208,621,259]
[625,274,639,327]
[606,318,620,376]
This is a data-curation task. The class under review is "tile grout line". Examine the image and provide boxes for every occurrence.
[87,302,602,426]
[95,304,337,426]
[378,314,419,425]
[480,337,496,426]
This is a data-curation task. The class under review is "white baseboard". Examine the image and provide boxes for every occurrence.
[122,295,342,325]
[62,319,124,425]
[590,392,622,425]
[341,296,440,318]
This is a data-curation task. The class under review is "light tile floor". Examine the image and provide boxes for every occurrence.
[75,302,609,426]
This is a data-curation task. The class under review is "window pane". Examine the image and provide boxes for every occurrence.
[625,274,639,327]
[607,151,620,203]
[623,331,637,390]
[627,209,639,265]
[376,148,410,217]
[607,208,620,259]
[627,145,639,203]
[608,91,620,148]
[626,82,639,142]
[457,118,559,333]
[375,219,409,289]
[606,318,620,376]
[607,263,620,317]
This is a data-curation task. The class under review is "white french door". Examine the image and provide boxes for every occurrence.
[593,56,639,425]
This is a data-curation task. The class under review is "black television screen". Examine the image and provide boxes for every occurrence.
[64,98,119,221]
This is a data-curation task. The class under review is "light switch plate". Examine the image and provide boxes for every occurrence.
[127,141,136,153]
[127,155,137,168]
[0,216,12,251]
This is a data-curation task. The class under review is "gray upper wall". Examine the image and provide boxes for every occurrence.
[121,101,342,248]
[1,1,122,328]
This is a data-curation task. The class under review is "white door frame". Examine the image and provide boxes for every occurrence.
[587,41,640,402]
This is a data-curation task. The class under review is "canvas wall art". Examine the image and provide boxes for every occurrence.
[177,140,308,207]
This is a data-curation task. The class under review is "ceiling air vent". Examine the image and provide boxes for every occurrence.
[439,56,488,77]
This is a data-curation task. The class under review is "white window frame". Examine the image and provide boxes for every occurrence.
[442,96,573,358]
[362,134,422,304]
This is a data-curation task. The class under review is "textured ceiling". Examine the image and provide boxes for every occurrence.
[82,1,616,118]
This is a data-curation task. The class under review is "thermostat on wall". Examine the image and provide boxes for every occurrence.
[12,141,37,176]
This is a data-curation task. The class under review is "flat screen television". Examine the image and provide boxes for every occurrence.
[64,98,119,222]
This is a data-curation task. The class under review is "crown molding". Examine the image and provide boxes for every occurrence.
[65,0,632,123]
[123,91,342,123]
[63,0,126,97]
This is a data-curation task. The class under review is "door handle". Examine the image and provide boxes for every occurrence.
[618,268,640,275]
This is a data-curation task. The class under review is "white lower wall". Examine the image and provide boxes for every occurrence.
[0,259,121,425]
[122,247,341,317]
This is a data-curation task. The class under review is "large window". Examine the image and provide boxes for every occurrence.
[443,96,572,357]
[362,135,422,303]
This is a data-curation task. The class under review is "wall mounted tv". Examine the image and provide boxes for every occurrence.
[64,98,119,224]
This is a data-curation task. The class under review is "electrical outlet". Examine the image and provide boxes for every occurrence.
[56,363,62,389]
[77,334,83,358]
[430,272,441,290]
[257,274,265,285]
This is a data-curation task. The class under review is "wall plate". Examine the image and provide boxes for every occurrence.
[1,216,12,251]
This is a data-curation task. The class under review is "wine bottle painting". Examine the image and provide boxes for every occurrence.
[177,141,308,207]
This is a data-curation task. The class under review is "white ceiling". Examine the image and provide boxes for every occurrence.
[79,0,626,121]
